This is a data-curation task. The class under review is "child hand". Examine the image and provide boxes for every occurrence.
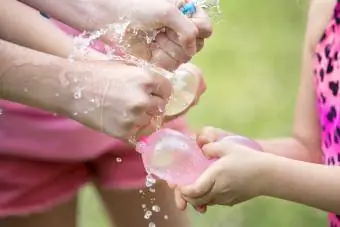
[175,131,272,211]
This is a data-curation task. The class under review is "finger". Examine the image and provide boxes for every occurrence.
[184,194,212,207]
[153,32,191,64]
[134,112,153,128]
[201,141,229,158]
[196,135,211,148]
[191,7,213,39]
[150,45,180,72]
[135,115,164,139]
[196,38,205,53]
[161,4,198,55]
[168,183,177,189]
[147,69,173,100]
[221,135,263,152]
[165,28,181,46]
[174,188,187,210]
[197,127,223,144]
[195,204,207,213]
[166,29,204,53]
[146,95,167,116]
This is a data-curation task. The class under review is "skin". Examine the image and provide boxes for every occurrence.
[1,0,212,71]
[0,0,108,60]
[0,0,209,134]
[0,39,173,140]
[172,0,340,216]
[0,35,186,227]
[20,0,213,59]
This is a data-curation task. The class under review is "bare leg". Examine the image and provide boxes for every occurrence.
[0,196,78,227]
[96,182,190,227]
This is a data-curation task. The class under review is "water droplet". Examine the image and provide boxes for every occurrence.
[149,187,156,193]
[148,222,156,227]
[24,88,28,92]
[141,204,146,209]
[144,210,152,219]
[73,112,78,116]
[73,88,82,99]
[152,205,160,212]
[55,93,60,97]
[145,174,156,187]
[116,157,122,163]
[139,189,144,194]
[128,135,137,145]
[122,110,128,118]
[0,108,3,115]
[164,215,168,220]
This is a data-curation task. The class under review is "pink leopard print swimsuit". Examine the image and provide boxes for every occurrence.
[314,1,340,226]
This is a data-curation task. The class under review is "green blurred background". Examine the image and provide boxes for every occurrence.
[80,0,327,226]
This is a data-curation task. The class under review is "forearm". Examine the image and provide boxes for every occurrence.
[0,39,81,116]
[257,137,323,163]
[0,0,106,60]
[19,0,123,32]
[263,155,340,214]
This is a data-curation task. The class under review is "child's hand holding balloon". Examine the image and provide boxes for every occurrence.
[173,127,274,213]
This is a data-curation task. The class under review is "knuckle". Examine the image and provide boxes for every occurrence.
[131,97,149,114]
[202,21,213,38]
[139,72,154,88]
[184,27,198,43]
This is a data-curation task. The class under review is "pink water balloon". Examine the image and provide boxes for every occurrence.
[136,129,262,186]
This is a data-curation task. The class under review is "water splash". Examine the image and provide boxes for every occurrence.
[152,205,160,212]
[148,222,156,227]
[73,87,83,100]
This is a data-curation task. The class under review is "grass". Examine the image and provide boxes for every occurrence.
[79,0,328,226]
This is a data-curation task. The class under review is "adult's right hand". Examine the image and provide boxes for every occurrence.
[65,61,172,142]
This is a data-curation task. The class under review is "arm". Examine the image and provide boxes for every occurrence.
[255,0,334,163]
[19,0,119,32]
[0,0,106,60]
[0,39,82,115]
[263,155,340,214]
[257,0,340,212]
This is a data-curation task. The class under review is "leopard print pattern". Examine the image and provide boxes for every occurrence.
[314,1,340,226]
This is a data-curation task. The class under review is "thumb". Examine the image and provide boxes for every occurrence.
[201,141,229,159]
[201,138,254,158]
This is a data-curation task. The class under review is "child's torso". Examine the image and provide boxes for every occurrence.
[314,0,340,225]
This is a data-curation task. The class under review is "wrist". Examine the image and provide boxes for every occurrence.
[254,153,280,197]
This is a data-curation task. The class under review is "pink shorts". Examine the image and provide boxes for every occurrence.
[0,19,188,217]
[0,101,187,217]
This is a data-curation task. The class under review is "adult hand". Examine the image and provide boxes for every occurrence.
[125,7,213,71]
[135,63,206,137]
[65,61,172,142]
[21,0,212,60]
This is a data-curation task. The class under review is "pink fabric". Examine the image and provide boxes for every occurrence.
[0,19,187,217]
[313,2,340,226]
